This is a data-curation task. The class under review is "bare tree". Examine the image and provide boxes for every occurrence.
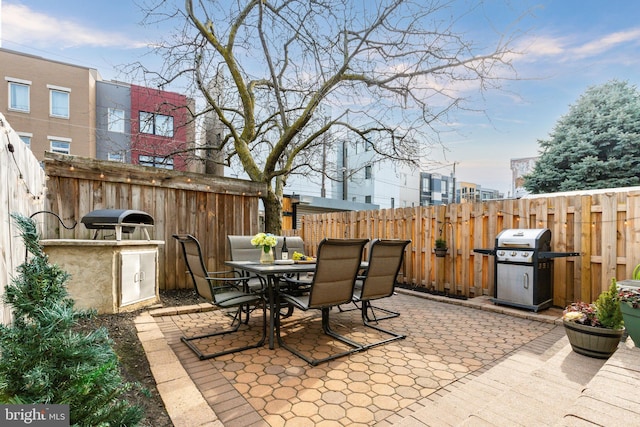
[136,0,521,233]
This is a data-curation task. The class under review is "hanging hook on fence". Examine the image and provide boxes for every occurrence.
[437,220,452,238]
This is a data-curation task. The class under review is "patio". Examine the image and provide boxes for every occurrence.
[133,289,640,426]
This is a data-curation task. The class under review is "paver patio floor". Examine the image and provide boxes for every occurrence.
[149,291,560,426]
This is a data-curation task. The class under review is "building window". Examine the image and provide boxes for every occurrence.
[7,79,31,112]
[50,139,71,154]
[48,85,70,118]
[422,176,430,191]
[139,155,174,169]
[139,112,174,137]
[108,108,125,133]
[365,165,372,179]
[108,152,124,162]
[17,132,32,148]
[365,195,372,204]
[391,197,395,209]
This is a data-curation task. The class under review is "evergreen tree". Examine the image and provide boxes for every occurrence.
[0,213,144,426]
[524,80,640,193]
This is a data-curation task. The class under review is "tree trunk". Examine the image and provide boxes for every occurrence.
[263,189,282,235]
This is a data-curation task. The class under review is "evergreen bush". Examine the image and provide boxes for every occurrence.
[594,278,624,330]
[0,213,144,426]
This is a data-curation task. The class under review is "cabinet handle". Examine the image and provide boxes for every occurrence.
[140,271,146,282]
[523,273,529,289]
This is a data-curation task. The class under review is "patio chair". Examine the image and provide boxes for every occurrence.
[338,239,399,319]
[276,236,313,296]
[173,234,266,360]
[352,239,411,349]
[227,235,265,293]
[277,238,369,366]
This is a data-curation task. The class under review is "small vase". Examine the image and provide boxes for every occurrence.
[620,302,640,348]
[260,247,274,264]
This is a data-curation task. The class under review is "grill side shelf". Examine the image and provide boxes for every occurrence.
[473,249,496,256]
[537,251,580,259]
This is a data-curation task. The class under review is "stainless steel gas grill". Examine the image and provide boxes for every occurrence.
[81,209,154,241]
[474,228,579,312]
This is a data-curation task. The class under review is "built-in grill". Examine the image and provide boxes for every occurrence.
[474,228,579,312]
[81,209,154,241]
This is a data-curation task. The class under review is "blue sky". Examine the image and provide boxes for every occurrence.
[2,0,640,196]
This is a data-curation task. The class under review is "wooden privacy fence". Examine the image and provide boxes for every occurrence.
[41,152,265,291]
[294,188,640,308]
[39,152,640,307]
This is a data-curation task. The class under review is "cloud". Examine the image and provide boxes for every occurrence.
[2,4,148,49]
[572,28,640,58]
[516,27,640,63]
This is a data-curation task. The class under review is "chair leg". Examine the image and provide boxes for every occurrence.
[362,301,400,322]
[279,301,295,319]
[337,301,361,313]
[276,307,363,366]
[181,300,267,360]
[360,302,405,350]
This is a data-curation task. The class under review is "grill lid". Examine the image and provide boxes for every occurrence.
[496,228,550,250]
[81,209,154,229]
[81,209,154,240]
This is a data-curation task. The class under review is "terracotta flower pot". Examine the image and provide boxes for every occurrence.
[563,319,624,359]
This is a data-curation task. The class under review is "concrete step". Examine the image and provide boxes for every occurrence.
[390,326,607,426]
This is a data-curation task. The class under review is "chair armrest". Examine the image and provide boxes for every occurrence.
[208,270,266,293]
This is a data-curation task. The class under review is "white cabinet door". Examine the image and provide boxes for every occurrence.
[120,249,157,306]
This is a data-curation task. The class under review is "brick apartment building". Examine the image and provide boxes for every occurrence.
[1,48,195,171]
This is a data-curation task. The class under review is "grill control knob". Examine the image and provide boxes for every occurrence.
[498,251,505,256]
[510,251,517,257]
[521,252,530,257]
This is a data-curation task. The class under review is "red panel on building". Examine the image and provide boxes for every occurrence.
[130,84,192,171]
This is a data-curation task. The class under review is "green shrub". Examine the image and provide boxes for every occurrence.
[0,213,144,426]
[594,278,624,330]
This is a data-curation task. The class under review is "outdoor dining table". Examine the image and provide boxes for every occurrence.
[225,260,368,350]
[224,260,317,349]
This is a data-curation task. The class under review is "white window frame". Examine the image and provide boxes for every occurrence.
[48,85,71,119]
[17,132,32,148]
[107,108,125,133]
[6,77,31,112]
[108,151,125,162]
[48,136,71,154]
